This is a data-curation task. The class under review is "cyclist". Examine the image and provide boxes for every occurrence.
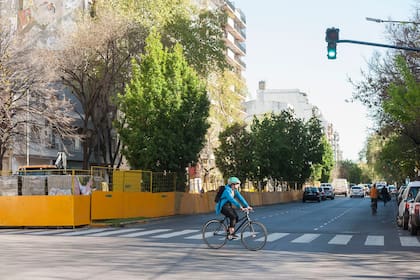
[370,183,378,211]
[381,186,390,206]
[215,177,252,239]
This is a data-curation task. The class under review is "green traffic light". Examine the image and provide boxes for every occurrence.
[327,42,337,59]
[327,49,336,59]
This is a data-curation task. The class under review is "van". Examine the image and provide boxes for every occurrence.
[332,178,348,197]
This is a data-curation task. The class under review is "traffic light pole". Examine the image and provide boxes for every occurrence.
[337,39,420,52]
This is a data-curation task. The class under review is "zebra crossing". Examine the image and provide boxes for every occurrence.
[0,227,419,248]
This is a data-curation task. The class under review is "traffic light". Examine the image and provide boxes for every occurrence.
[327,42,337,59]
[325,28,339,59]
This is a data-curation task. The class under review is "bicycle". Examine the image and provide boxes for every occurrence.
[202,209,267,251]
[371,199,377,215]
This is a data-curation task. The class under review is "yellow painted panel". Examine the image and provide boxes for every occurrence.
[0,196,90,227]
[91,191,124,220]
[73,196,91,225]
[122,171,142,192]
[123,192,175,218]
[112,170,125,192]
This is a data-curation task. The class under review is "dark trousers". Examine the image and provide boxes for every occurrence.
[221,203,238,228]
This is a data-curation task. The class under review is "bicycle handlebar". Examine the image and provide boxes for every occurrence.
[241,208,254,214]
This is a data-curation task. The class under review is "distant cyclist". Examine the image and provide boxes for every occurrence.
[381,186,390,206]
[215,177,252,239]
[370,183,378,212]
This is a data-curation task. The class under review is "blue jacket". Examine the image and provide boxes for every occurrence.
[215,184,249,215]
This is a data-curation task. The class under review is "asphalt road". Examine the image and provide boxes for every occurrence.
[1,196,419,279]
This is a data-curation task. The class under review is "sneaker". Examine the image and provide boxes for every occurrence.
[228,234,238,240]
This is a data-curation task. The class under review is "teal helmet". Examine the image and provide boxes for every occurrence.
[228,177,241,185]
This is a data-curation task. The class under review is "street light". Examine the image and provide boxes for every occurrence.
[366,17,420,25]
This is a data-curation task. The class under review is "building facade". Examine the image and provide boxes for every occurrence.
[0,0,92,172]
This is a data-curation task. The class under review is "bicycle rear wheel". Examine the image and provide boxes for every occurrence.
[241,221,267,251]
[202,219,228,249]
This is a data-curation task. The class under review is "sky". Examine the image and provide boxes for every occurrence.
[236,0,417,161]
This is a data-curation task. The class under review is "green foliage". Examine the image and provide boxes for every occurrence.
[375,134,417,183]
[106,0,228,78]
[351,9,420,181]
[117,32,210,183]
[216,111,328,186]
[338,160,363,184]
[214,123,254,182]
[107,0,191,30]
[319,136,334,183]
[162,8,229,77]
[383,56,420,124]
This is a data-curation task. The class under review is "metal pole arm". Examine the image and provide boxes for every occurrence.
[337,39,420,52]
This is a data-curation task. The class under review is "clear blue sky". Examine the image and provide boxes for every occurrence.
[237,0,417,161]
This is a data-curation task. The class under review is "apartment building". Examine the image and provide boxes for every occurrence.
[195,0,246,76]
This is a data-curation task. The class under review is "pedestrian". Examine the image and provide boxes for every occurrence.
[381,186,389,206]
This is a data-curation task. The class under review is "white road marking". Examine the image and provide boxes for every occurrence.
[119,229,170,238]
[88,228,143,237]
[365,235,384,246]
[400,236,420,247]
[291,233,320,243]
[266,232,290,242]
[328,234,352,245]
[57,228,109,236]
[153,230,198,238]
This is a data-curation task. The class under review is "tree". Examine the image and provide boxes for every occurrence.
[162,8,230,77]
[216,111,326,188]
[351,9,420,180]
[314,136,334,183]
[108,0,229,78]
[117,32,210,187]
[56,7,146,169]
[214,123,254,182]
[338,160,363,184]
[57,1,229,169]
[0,19,77,170]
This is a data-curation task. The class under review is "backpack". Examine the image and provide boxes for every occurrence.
[214,185,226,203]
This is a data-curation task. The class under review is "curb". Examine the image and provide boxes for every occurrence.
[90,217,163,228]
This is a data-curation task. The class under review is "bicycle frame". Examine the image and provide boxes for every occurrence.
[220,210,252,234]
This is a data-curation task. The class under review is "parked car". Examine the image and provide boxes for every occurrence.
[320,186,335,200]
[317,187,327,200]
[350,185,364,198]
[302,187,321,202]
[408,191,420,235]
[396,181,420,230]
[387,185,398,196]
[397,185,407,205]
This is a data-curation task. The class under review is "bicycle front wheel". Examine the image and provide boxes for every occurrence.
[241,221,267,251]
[202,219,228,249]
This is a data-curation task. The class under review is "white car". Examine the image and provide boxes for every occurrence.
[387,185,398,196]
[350,185,364,198]
[397,181,420,230]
